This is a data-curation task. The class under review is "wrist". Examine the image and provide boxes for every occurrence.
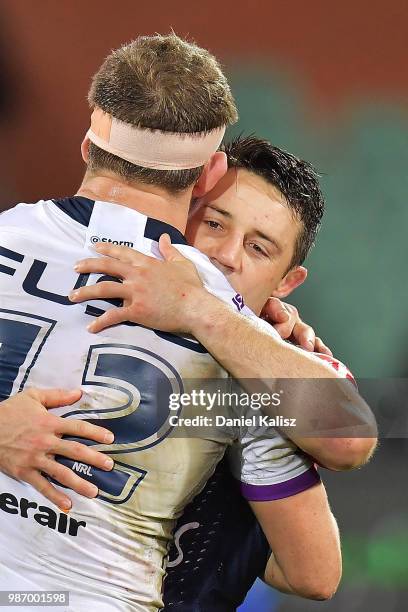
[182,287,223,336]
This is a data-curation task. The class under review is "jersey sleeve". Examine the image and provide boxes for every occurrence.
[228,351,356,501]
[228,428,320,502]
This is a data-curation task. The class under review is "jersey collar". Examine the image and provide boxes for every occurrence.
[53,196,187,245]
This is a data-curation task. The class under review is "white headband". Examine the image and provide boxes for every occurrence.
[86,108,225,170]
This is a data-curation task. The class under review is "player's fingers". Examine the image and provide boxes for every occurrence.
[57,418,114,444]
[87,307,130,333]
[93,242,147,265]
[272,321,294,340]
[69,281,131,304]
[315,337,333,356]
[271,309,290,324]
[293,322,316,352]
[74,257,133,279]
[26,471,73,512]
[158,233,185,262]
[28,388,82,409]
[53,439,114,471]
[40,458,99,498]
[271,304,298,338]
[261,297,290,324]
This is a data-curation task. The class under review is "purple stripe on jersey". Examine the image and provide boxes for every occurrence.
[240,466,321,501]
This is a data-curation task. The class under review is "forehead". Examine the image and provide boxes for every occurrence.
[206,167,285,205]
[199,168,301,238]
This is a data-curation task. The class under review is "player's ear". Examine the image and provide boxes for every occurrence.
[81,137,91,163]
[192,152,227,197]
[272,266,307,299]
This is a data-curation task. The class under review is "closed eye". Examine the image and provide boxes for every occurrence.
[248,242,269,257]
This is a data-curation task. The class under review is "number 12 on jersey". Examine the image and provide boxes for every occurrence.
[0,309,183,505]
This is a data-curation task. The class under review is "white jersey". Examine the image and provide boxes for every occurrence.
[0,197,317,611]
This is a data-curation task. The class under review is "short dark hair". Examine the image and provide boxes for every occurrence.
[221,136,324,268]
[87,33,238,193]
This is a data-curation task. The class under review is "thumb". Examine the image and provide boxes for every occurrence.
[31,388,83,409]
[159,233,185,262]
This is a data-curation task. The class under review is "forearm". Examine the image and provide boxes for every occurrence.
[190,290,334,379]
[251,486,342,601]
[263,553,296,596]
[188,290,377,464]
[263,552,332,599]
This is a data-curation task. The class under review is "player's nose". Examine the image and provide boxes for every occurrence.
[210,235,242,273]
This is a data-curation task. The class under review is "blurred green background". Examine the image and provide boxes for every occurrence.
[227,68,408,378]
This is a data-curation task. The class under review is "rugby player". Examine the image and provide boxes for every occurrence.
[161,137,376,608]
[0,34,354,610]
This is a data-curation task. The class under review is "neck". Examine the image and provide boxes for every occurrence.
[76,171,193,234]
